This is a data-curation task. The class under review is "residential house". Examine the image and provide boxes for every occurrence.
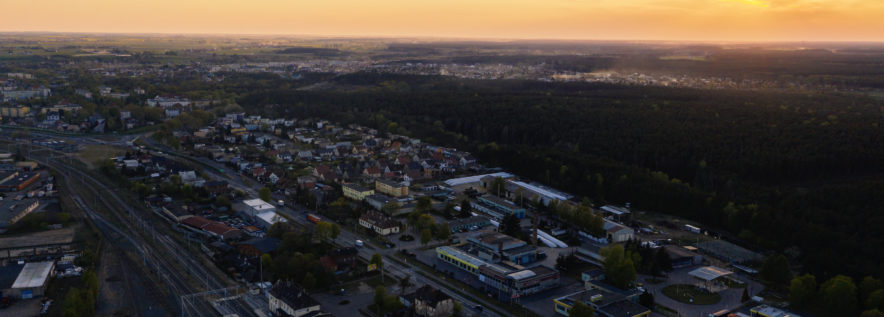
[359,211,400,236]
[411,285,454,317]
[204,180,230,197]
[268,282,321,317]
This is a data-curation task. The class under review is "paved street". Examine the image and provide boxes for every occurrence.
[142,141,504,317]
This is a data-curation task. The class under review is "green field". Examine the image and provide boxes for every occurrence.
[661,284,722,305]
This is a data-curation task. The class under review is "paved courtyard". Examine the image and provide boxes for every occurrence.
[642,266,764,317]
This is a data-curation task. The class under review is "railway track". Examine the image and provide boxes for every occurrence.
[12,144,242,317]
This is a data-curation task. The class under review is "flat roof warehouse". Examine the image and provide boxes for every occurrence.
[12,261,54,289]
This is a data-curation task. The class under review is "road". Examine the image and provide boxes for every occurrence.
[137,138,506,317]
[7,118,514,315]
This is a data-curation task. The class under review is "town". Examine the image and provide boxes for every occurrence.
[1,35,882,317]
[2,107,835,317]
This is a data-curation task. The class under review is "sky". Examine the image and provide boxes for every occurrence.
[1,0,883,42]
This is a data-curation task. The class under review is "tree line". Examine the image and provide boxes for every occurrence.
[236,73,883,282]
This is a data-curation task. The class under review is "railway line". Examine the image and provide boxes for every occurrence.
[9,141,256,317]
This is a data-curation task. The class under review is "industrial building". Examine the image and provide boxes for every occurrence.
[241,198,276,217]
[448,215,491,233]
[465,231,539,265]
[471,195,526,219]
[504,180,574,206]
[254,210,286,230]
[0,261,55,299]
[663,245,703,268]
[0,171,40,191]
[750,305,802,317]
[435,246,560,301]
[1,198,41,233]
[554,283,650,317]
[180,216,244,240]
[479,264,560,301]
[600,205,631,222]
[603,220,634,243]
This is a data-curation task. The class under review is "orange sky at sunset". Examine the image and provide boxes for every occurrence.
[2,0,883,42]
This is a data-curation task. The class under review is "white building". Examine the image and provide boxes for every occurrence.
[255,211,286,230]
[242,198,275,217]
[603,220,634,243]
[147,95,191,107]
[6,261,55,299]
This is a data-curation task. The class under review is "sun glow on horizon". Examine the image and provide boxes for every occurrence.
[1,0,883,42]
[728,0,770,8]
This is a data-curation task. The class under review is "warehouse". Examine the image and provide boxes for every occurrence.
[479,264,560,301]
[1,199,41,233]
[466,231,539,265]
[0,172,40,191]
[603,220,634,243]
[554,286,650,317]
[443,172,513,188]
[471,195,526,219]
[435,246,560,301]
[1,261,55,299]
[448,215,491,233]
[240,198,275,217]
[664,245,703,268]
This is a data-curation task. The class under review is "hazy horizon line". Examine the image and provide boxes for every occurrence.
[3,30,884,45]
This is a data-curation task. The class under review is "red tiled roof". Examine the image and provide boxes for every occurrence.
[182,215,212,228]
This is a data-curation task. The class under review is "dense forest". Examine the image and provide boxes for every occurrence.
[238,73,884,280]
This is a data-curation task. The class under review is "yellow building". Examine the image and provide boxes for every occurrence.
[375,179,408,197]
[0,106,31,118]
[230,127,247,135]
[343,183,374,201]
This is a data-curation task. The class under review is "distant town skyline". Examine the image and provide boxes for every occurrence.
[2,0,883,42]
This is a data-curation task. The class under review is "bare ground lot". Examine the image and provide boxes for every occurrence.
[0,227,76,248]
[75,144,125,169]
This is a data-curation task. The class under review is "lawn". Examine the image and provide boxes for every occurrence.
[338,273,395,294]
[661,284,722,305]
[76,144,125,169]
